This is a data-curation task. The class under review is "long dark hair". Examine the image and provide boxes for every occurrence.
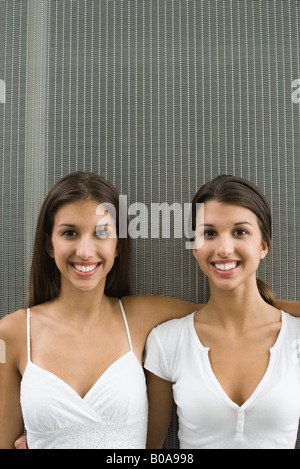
[192,174,274,305]
[28,171,131,307]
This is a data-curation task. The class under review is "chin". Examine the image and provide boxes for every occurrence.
[209,279,242,292]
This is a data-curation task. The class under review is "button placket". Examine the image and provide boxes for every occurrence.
[235,409,245,440]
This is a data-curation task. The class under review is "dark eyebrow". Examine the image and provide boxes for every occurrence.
[197,222,253,227]
[58,223,114,230]
[58,223,76,228]
[234,222,253,226]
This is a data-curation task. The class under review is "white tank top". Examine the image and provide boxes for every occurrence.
[20,300,148,449]
[144,310,300,449]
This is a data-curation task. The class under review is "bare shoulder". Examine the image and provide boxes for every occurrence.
[121,294,203,332]
[0,309,27,340]
[0,309,27,365]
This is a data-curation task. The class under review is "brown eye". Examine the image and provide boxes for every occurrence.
[62,230,77,238]
[204,230,216,238]
[234,229,248,236]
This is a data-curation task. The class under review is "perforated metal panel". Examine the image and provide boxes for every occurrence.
[1,0,299,449]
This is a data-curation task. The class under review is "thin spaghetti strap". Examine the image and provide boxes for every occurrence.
[118,299,133,351]
[26,308,31,362]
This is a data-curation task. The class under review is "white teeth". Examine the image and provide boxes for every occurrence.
[214,262,238,271]
[73,263,98,272]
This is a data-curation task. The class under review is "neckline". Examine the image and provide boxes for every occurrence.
[190,310,286,409]
[25,350,136,401]
[25,299,135,400]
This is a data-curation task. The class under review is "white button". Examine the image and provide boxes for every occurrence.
[236,410,245,435]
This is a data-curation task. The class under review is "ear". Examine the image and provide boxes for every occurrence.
[45,233,54,258]
[192,245,198,260]
[260,241,268,260]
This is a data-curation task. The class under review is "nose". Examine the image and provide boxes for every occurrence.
[76,235,95,260]
[215,233,234,258]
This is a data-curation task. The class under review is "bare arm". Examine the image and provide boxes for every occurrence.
[274,300,300,316]
[0,317,25,449]
[123,295,202,334]
[145,370,175,449]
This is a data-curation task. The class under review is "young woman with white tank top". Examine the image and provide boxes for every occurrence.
[0,172,201,449]
[0,172,298,449]
[144,175,300,449]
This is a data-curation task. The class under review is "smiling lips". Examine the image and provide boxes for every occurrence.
[70,262,102,276]
[211,261,241,274]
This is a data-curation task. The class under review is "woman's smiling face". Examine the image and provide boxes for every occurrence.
[47,198,119,294]
[193,200,268,293]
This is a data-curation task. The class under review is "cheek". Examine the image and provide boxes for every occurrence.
[55,240,73,256]
[193,247,210,271]
[50,239,65,259]
[101,241,118,260]
[245,240,265,257]
[239,244,264,272]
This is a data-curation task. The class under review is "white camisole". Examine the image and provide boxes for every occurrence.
[20,300,148,449]
[144,311,300,449]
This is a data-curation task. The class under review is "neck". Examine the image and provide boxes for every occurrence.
[205,280,274,331]
[51,280,110,325]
